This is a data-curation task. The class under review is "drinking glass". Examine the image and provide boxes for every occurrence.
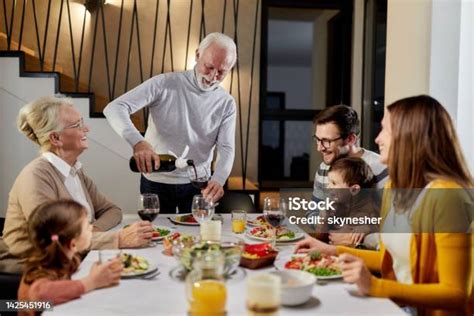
[188,165,210,190]
[98,249,123,269]
[200,220,222,242]
[186,251,227,316]
[137,193,160,223]
[231,210,246,234]
[191,194,215,223]
[246,273,281,316]
[263,197,287,246]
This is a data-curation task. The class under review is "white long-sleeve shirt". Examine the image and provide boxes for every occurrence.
[103,69,236,185]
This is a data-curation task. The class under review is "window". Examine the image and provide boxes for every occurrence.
[259,0,353,188]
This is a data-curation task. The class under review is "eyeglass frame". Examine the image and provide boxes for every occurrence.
[312,134,345,148]
[61,117,85,131]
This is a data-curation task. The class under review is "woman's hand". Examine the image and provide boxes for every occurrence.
[81,258,123,292]
[339,253,372,295]
[118,221,154,248]
[293,237,336,255]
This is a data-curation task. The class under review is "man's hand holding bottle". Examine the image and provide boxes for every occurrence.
[133,141,160,173]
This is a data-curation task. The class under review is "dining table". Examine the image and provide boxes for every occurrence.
[46,214,405,316]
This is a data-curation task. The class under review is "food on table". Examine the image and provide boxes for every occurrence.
[178,240,242,275]
[121,253,150,275]
[152,227,171,239]
[176,214,198,224]
[249,226,296,240]
[284,251,341,277]
[163,232,193,256]
[241,243,277,258]
[240,243,278,269]
[247,215,267,226]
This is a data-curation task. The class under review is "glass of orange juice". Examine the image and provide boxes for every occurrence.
[232,210,246,234]
[186,252,227,316]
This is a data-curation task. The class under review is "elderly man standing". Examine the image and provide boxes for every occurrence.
[104,32,237,213]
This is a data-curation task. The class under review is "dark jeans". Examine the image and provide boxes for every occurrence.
[140,175,201,213]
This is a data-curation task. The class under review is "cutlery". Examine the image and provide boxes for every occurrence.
[141,270,161,280]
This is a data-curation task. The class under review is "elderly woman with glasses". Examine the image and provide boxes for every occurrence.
[0,96,154,273]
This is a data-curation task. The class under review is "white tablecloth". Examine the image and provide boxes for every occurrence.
[46,214,404,316]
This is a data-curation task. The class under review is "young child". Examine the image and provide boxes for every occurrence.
[317,157,379,247]
[18,200,122,314]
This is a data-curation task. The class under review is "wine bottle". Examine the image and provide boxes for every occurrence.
[129,155,194,172]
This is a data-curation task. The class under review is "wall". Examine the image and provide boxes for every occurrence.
[385,0,473,172]
[385,0,432,105]
[0,56,140,217]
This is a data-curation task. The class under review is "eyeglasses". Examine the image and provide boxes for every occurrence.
[312,135,343,148]
[62,118,85,130]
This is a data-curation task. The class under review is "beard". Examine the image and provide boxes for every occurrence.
[195,69,221,91]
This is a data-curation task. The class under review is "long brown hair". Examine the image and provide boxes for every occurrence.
[23,200,86,284]
[387,95,472,193]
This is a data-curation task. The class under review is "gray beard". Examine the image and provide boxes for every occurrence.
[195,69,220,91]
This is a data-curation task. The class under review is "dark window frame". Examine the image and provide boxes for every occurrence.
[259,0,353,189]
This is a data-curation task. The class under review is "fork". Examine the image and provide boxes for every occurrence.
[141,270,161,280]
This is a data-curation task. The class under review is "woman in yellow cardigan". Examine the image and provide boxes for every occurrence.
[295,95,472,315]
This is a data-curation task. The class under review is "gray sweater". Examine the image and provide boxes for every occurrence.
[104,69,236,185]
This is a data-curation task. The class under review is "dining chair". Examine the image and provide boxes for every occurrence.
[215,191,256,213]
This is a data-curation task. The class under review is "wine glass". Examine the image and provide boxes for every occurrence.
[191,194,215,223]
[263,197,287,247]
[188,165,210,190]
[137,193,160,223]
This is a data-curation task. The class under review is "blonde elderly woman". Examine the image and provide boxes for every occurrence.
[0,96,154,273]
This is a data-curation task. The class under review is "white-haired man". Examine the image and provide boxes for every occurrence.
[104,32,237,213]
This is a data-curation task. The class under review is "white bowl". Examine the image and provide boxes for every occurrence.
[271,270,316,306]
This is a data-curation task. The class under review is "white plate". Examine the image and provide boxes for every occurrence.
[245,231,305,243]
[152,226,175,241]
[168,213,200,226]
[274,253,342,280]
[121,255,158,278]
[122,265,158,279]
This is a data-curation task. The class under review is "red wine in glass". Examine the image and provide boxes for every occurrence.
[191,177,209,189]
[137,209,159,222]
[265,213,285,227]
[188,164,209,190]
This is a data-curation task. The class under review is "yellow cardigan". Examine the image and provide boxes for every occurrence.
[337,179,473,316]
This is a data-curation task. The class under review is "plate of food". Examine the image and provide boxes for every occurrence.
[247,215,267,226]
[152,226,174,241]
[246,226,304,242]
[169,214,199,226]
[120,253,158,278]
[274,251,342,280]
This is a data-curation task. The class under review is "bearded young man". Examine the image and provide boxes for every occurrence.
[312,105,388,202]
[104,32,236,213]
[308,105,388,248]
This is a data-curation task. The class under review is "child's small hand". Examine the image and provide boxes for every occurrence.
[82,259,123,292]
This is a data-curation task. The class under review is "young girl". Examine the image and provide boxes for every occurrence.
[18,200,122,314]
[318,157,379,247]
